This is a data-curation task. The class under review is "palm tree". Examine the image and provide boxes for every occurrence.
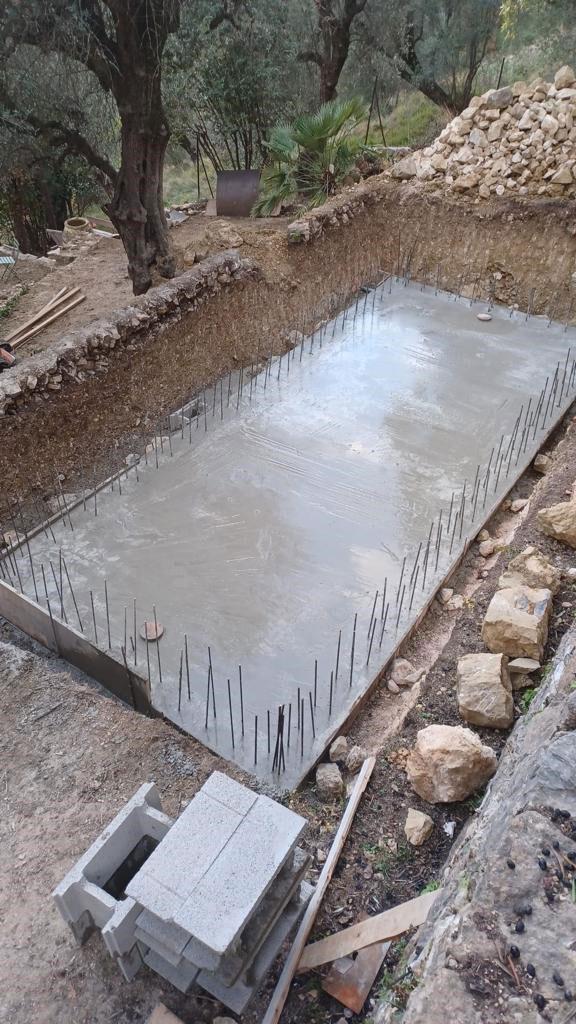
[253,97,367,216]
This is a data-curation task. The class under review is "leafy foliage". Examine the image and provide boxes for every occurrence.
[253,96,366,216]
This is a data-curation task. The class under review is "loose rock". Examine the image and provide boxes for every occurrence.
[538,500,576,547]
[508,657,540,673]
[479,539,495,558]
[481,585,552,660]
[404,807,434,846]
[329,735,348,762]
[316,763,344,799]
[498,545,561,594]
[345,744,368,773]
[406,724,497,803]
[534,453,552,474]
[456,652,514,729]
[510,498,528,513]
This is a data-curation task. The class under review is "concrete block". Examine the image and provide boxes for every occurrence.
[126,790,244,937]
[174,792,306,970]
[134,908,191,960]
[53,783,173,944]
[102,897,142,957]
[202,770,258,816]
[207,847,310,986]
[117,944,144,982]
[140,944,199,994]
[197,882,314,1014]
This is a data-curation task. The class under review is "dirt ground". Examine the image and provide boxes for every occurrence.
[0,213,290,357]
[2,399,576,1024]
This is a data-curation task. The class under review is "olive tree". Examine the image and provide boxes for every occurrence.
[1,1,181,294]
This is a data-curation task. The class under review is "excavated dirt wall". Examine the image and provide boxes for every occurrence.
[2,180,576,504]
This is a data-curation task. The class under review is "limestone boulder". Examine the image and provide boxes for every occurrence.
[498,545,561,594]
[404,808,434,846]
[329,735,348,762]
[481,585,552,661]
[484,86,514,109]
[555,65,576,90]
[345,744,368,773]
[406,725,497,803]
[391,154,417,179]
[316,763,344,799]
[538,500,576,547]
[456,653,513,729]
[533,453,552,474]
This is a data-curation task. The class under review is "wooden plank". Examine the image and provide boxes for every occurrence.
[322,938,391,1013]
[260,756,376,1024]
[4,287,75,341]
[298,888,441,972]
[12,293,85,348]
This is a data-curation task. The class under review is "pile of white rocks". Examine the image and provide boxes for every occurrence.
[393,65,576,199]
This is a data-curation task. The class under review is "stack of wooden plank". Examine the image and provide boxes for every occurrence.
[4,287,85,349]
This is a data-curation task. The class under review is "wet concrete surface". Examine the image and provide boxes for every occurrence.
[6,281,576,785]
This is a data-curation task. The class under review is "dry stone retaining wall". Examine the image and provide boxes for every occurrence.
[0,250,257,419]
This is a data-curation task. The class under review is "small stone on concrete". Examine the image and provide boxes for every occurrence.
[316,763,344,800]
[329,736,348,762]
[404,807,434,846]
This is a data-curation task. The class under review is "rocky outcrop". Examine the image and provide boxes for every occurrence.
[537,499,576,547]
[456,652,514,729]
[497,545,561,593]
[396,66,576,200]
[376,623,576,1024]
[481,585,552,660]
[406,724,498,803]
[0,250,257,418]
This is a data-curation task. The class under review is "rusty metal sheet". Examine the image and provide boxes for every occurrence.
[321,939,391,1013]
[216,170,260,217]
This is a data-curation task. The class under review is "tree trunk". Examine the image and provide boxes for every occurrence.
[104,76,175,295]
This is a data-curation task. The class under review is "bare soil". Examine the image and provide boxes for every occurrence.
[2,400,576,1024]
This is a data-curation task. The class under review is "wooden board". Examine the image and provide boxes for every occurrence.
[260,757,376,1024]
[298,888,442,972]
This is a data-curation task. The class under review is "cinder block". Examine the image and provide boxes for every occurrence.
[134,907,191,960]
[173,792,306,970]
[102,897,142,957]
[197,881,314,1014]
[201,771,258,816]
[126,789,244,936]
[140,944,199,994]
[53,783,173,946]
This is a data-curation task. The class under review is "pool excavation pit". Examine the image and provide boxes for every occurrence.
[2,278,575,787]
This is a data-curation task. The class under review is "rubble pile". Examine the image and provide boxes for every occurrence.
[393,65,576,199]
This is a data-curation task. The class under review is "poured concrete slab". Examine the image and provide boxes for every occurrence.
[5,281,576,785]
